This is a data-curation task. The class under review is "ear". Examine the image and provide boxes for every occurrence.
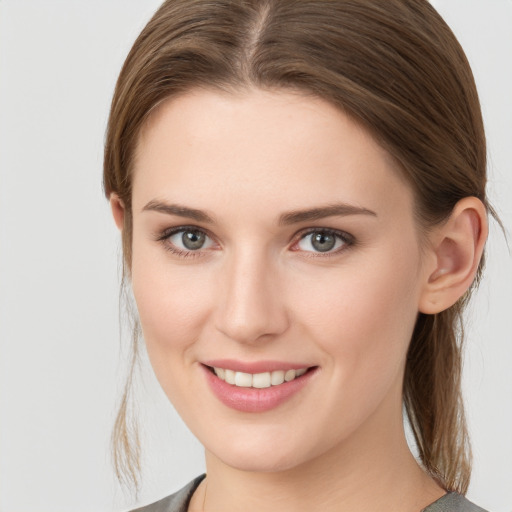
[419,197,488,314]
[109,193,125,231]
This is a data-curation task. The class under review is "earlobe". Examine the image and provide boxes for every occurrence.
[419,197,488,314]
[110,193,125,231]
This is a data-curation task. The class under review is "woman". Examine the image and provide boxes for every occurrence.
[104,1,493,510]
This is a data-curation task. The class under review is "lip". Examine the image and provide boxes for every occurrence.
[202,359,310,373]
[200,362,318,413]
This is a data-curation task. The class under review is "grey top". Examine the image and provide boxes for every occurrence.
[130,474,489,512]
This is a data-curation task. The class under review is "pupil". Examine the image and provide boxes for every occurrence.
[182,230,205,250]
[312,232,335,252]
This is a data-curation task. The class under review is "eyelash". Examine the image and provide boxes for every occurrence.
[156,226,355,259]
[290,228,355,258]
[156,225,214,259]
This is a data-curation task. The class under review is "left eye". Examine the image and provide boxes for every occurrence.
[167,228,215,251]
[296,230,349,253]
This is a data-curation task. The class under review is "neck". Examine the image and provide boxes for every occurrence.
[193,387,445,512]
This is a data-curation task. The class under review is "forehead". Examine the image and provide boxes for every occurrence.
[132,88,414,222]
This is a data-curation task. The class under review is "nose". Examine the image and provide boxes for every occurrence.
[214,248,289,344]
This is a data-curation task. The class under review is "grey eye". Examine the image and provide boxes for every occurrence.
[297,230,346,253]
[311,232,336,252]
[168,229,213,251]
[182,230,206,250]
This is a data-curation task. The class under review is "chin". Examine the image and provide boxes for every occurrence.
[204,427,323,474]
[216,449,306,474]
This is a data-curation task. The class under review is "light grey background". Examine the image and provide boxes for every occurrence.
[0,1,510,511]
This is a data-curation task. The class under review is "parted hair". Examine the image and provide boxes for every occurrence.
[104,0,491,493]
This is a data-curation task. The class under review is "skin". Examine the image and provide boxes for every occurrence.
[111,88,487,512]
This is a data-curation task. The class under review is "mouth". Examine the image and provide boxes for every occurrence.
[201,362,318,413]
[206,365,310,388]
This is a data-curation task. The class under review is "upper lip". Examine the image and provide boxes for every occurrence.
[202,359,314,374]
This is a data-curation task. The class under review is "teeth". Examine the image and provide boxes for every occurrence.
[253,372,271,388]
[284,369,296,382]
[225,369,236,385]
[213,367,309,388]
[234,372,252,387]
[270,370,284,386]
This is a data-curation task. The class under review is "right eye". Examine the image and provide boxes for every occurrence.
[159,227,215,256]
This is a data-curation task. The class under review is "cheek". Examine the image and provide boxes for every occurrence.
[130,258,216,415]
[130,242,215,367]
[292,247,422,394]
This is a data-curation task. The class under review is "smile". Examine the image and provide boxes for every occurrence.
[201,362,317,413]
[212,367,308,388]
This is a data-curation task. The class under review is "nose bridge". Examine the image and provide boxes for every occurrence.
[215,245,288,344]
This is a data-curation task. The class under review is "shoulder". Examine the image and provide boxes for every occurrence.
[129,475,206,512]
[423,492,489,512]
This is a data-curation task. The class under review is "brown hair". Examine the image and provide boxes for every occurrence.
[104,0,492,493]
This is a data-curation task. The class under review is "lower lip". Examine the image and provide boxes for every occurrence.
[201,365,317,413]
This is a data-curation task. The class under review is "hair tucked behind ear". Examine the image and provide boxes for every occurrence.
[104,0,494,493]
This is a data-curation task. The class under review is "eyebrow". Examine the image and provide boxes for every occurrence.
[278,203,377,225]
[142,200,216,223]
[142,200,377,225]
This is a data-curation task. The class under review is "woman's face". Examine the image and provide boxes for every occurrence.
[128,88,430,472]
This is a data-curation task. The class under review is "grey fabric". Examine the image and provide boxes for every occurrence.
[422,492,489,512]
[130,475,206,512]
[130,475,489,512]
